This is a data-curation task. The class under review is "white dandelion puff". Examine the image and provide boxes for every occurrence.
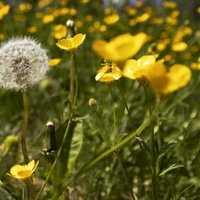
[0,37,49,91]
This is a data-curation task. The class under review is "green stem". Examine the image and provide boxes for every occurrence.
[72,51,78,111]
[108,84,117,129]
[117,80,134,128]
[22,177,36,200]
[143,85,158,200]
[81,103,160,171]
[21,92,29,164]
[115,150,136,200]
[36,51,79,200]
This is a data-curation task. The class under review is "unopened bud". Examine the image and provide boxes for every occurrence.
[66,19,75,38]
[89,98,97,106]
[44,121,57,151]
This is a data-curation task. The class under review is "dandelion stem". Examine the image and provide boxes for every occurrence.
[21,91,29,164]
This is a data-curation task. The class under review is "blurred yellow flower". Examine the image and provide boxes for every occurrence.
[42,14,54,24]
[136,13,150,23]
[103,13,120,25]
[95,61,122,82]
[191,57,200,70]
[147,63,191,99]
[48,58,61,67]
[0,4,10,20]
[7,160,39,180]
[163,1,177,9]
[123,55,156,80]
[38,0,52,8]
[125,6,137,16]
[171,42,187,52]
[82,0,90,4]
[0,33,5,40]
[92,33,149,62]
[19,3,32,12]
[28,26,37,33]
[56,33,86,51]
[51,24,67,39]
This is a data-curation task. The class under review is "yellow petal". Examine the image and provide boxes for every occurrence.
[95,66,109,81]
[166,64,191,92]
[103,13,120,25]
[123,56,156,80]
[123,59,138,80]
[138,55,156,66]
[92,40,109,59]
[56,38,73,50]
[92,33,149,62]
[73,34,86,47]
[48,58,61,67]
[27,160,35,170]
[148,63,191,99]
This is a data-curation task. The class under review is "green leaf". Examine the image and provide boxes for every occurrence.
[0,185,18,200]
[135,136,152,155]
[159,142,176,155]
[67,122,83,175]
[159,164,184,177]
[113,133,128,145]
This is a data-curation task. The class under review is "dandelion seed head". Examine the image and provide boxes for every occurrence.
[0,37,49,91]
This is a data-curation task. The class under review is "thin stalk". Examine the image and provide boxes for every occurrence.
[143,85,158,200]
[72,51,78,111]
[108,84,117,129]
[36,51,79,200]
[115,150,136,200]
[116,80,134,128]
[21,92,29,164]
[68,52,74,112]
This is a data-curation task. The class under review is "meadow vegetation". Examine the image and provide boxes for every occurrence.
[0,0,200,199]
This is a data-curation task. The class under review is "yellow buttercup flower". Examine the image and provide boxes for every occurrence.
[42,14,54,24]
[95,61,122,82]
[147,63,191,99]
[0,4,10,20]
[48,58,61,67]
[163,1,177,9]
[92,33,149,62]
[136,13,150,23]
[123,55,156,80]
[28,26,37,33]
[56,34,86,51]
[171,42,187,52]
[103,13,120,25]
[7,160,39,180]
[51,24,67,39]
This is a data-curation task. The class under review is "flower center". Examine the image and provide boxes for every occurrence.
[10,56,30,86]
[18,170,32,179]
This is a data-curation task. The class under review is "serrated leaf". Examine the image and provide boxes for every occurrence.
[160,142,176,155]
[159,164,184,176]
[135,136,152,155]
